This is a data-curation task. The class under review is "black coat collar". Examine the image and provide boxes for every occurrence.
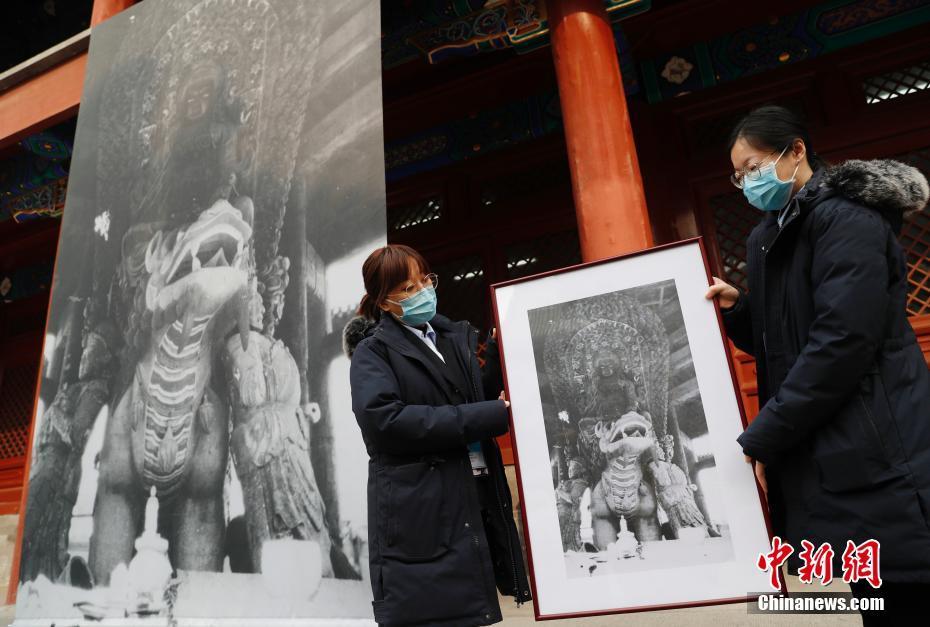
[777,167,830,229]
[761,167,830,254]
[374,312,467,345]
[373,313,474,402]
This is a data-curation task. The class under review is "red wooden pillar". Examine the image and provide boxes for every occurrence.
[549,0,653,261]
[91,0,135,26]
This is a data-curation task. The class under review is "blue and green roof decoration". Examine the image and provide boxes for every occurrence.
[382,0,651,67]
[639,0,930,103]
[385,0,930,182]
[0,130,72,223]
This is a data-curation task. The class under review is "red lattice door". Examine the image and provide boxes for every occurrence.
[0,332,42,514]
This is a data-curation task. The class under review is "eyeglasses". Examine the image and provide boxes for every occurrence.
[394,273,438,299]
[730,147,786,189]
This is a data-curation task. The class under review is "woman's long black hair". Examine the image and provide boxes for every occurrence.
[728,105,826,170]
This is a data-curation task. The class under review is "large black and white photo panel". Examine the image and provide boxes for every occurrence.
[14,1,384,625]
[492,239,775,619]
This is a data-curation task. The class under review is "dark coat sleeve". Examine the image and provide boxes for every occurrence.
[720,287,755,356]
[737,204,890,465]
[481,332,504,402]
[350,339,510,455]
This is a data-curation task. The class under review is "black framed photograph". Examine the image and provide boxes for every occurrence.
[491,238,778,619]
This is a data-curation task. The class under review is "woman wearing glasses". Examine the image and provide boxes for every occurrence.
[345,244,530,627]
[705,105,930,623]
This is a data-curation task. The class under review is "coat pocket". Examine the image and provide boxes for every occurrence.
[811,389,905,493]
[813,447,881,493]
[382,461,453,561]
[813,448,909,495]
[858,367,905,463]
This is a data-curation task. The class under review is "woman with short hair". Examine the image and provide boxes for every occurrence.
[346,244,530,627]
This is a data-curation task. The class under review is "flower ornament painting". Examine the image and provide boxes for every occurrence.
[661,56,694,84]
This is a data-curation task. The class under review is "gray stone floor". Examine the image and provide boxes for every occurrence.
[0,573,863,626]
[1,514,16,627]
[498,572,861,626]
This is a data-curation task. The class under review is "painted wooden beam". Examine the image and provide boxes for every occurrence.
[0,0,135,150]
[0,53,86,150]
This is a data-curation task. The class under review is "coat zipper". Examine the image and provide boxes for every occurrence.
[467,327,481,401]
[423,323,501,619]
[760,205,793,359]
[466,520,494,622]
[857,392,888,460]
[491,451,523,605]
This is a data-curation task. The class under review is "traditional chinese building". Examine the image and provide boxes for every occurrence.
[1,0,929,601]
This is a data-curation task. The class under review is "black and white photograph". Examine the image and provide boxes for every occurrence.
[13,0,384,624]
[528,278,734,579]
[491,240,775,619]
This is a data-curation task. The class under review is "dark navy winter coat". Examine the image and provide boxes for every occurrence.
[722,159,930,581]
[346,313,531,626]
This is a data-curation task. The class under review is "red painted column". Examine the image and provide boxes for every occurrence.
[549,0,653,261]
[91,0,135,25]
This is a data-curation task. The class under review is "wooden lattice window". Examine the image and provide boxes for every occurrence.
[479,159,572,212]
[432,255,489,330]
[898,147,930,316]
[684,98,808,157]
[388,196,443,232]
[904,214,930,315]
[0,362,38,460]
[504,229,581,279]
[709,190,757,292]
[863,60,930,104]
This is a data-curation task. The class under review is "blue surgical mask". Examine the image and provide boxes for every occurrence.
[742,146,800,212]
[387,286,437,326]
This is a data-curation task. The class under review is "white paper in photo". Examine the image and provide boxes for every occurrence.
[493,241,773,618]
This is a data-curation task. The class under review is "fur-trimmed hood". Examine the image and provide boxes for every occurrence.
[819,159,928,234]
[342,315,377,358]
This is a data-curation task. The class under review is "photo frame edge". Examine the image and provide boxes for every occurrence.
[695,237,784,598]
[489,236,785,618]
[489,281,544,621]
